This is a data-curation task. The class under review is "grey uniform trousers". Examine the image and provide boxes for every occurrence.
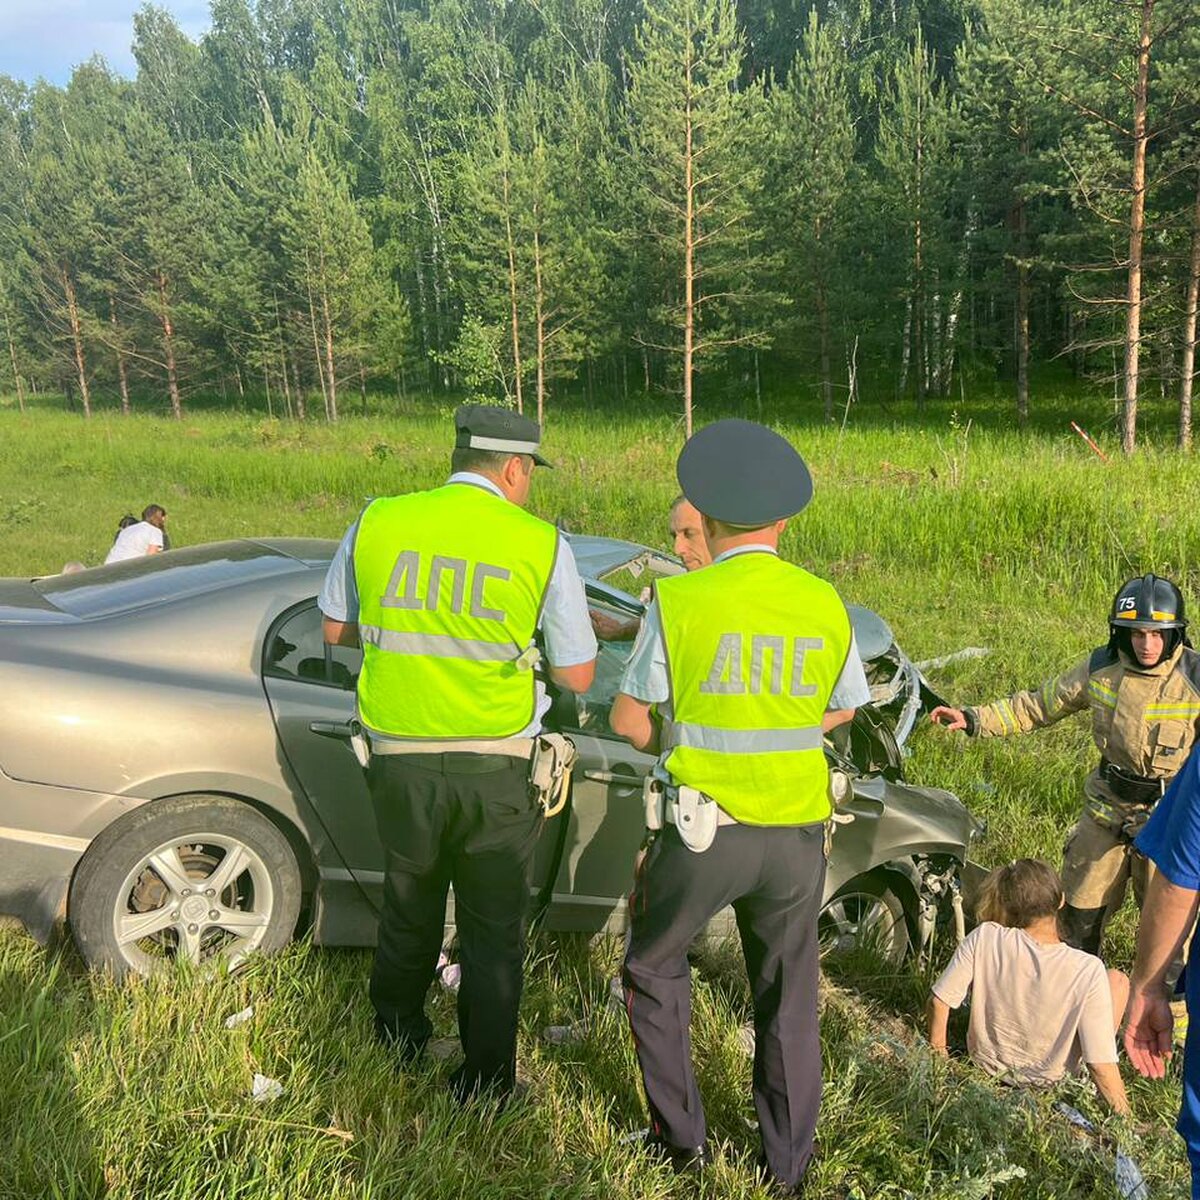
[622,820,826,1188]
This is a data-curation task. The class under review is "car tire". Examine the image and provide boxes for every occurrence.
[819,872,911,965]
[69,794,302,978]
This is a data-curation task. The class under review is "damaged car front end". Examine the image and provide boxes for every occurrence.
[568,535,986,961]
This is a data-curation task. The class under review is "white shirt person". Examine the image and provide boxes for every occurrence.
[105,505,168,564]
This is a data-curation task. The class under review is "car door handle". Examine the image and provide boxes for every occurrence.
[309,720,354,739]
[583,769,644,788]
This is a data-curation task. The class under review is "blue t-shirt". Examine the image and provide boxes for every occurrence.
[1136,745,1200,1007]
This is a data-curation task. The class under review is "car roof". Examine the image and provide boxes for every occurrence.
[34,538,337,619]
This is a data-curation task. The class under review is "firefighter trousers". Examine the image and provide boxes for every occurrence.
[1061,806,1154,954]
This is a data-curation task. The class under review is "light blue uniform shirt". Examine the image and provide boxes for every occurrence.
[619,545,872,711]
[319,472,597,738]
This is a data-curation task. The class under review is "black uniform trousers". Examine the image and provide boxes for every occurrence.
[622,820,826,1189]
[365,752,542,1099]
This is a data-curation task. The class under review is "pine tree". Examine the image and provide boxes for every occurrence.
[628,0,768,436]
[768,11,855,421]
[875,32,955,407]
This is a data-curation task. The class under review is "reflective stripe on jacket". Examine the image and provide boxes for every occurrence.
[657,551,852,826]
[968,643,1200,806]
[353,482,558,739]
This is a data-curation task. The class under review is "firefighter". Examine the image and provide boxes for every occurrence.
[931,574,1200,954]
[610,419,870,1191]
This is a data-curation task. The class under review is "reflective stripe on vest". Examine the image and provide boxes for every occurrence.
[358,625,522,662]
[657,551,852,826]
[662,718,825,754]
[353,483,558,739]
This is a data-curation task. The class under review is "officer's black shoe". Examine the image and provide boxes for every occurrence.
[645,1135,708,1175]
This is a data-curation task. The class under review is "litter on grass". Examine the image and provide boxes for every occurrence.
[251,1074,284,1103]
[913,647,991,671]
[1054,1103,1149,1199]
[543,976,627,1044]
[224,1006,254,1029]
[436,950,461,992]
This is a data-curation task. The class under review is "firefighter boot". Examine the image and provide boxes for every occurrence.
[1062,905,1107,955]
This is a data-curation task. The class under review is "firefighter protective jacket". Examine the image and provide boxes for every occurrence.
[967,644,1200,810]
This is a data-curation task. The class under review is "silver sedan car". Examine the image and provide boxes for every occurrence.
[0,537,981,977]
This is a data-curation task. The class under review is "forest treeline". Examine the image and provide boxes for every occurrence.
[0,0,1196,447]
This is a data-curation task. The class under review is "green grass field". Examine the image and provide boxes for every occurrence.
[1,393,1199,1197]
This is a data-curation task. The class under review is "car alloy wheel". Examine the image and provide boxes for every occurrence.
[113,833,275,973]
[819,876,910,965]
[69,794,302,978]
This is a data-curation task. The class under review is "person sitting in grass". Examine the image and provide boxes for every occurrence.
[927,858,1130,1114]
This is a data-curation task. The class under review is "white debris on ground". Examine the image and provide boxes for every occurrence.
[609,975,625,1011]
[426,1037,460,1061]
[737,1024,756,1056]
[1055,1103,1150,1200]
[224,1006,254,1029]
[543,1020,589,1046]
[913,647,991,672]
[251,1074,284,1103]
[436,949,461,991]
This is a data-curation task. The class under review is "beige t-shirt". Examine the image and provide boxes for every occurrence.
[932,922,1116,1085]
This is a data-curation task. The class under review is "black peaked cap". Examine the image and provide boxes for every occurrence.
[454,404,552,467]
[676,419,813,525]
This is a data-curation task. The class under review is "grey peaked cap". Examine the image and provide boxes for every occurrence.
[454,404,552,467]
[676,419,813,525]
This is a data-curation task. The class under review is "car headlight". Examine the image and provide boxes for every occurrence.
[830,769,852,806]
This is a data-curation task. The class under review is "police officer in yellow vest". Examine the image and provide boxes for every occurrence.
[931,574,1200,955]
[611,420,870,1191]
[319,405,596,1103]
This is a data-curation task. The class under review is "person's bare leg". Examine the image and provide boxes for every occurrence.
[1108,969,1130,1034]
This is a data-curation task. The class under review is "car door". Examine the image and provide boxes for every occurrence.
[260,601,383,908]
[538,595,658,933]
[260,599,585,919]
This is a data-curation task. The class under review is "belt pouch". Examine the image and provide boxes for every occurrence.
[643,776,665,830]
[673,785,718,853]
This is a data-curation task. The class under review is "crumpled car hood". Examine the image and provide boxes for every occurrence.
[566,534,684,584]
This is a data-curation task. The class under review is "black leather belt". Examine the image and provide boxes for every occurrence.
[1099,758,1165,804]
[390,752,520,774]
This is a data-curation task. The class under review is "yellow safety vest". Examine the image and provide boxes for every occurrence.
[353,482,559,739]
[657,551,851,825]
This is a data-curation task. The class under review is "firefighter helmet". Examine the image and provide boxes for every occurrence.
[1109,574,1187,631]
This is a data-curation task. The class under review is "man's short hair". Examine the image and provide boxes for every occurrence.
[704,515,773,539]
[143,504,166,521]
[450,447,527,475]
[676,496,770,537]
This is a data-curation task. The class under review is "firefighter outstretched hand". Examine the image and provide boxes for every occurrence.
[929,706,968,732]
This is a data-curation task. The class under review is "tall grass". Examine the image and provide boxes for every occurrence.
[0,401,1197,1197]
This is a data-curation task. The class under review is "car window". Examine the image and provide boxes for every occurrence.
[265,603,360,691]
[566,600,639,737]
